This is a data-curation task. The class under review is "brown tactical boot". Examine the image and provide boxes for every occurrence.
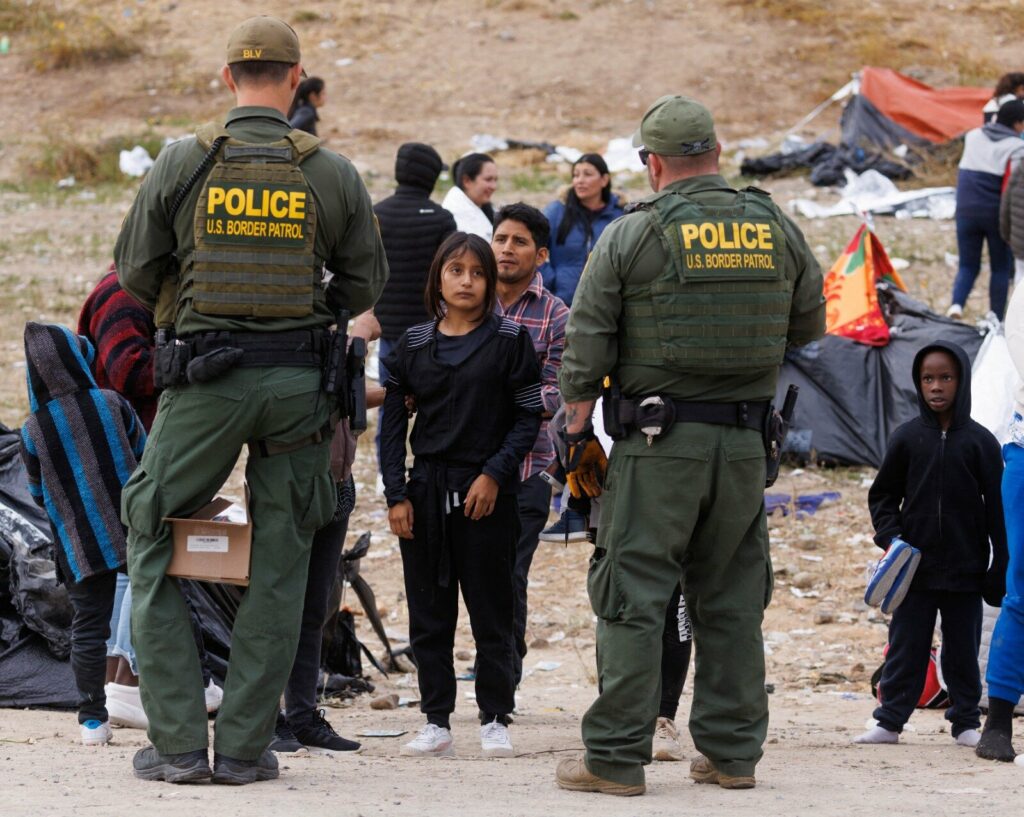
[689,754,756,789]
[555,756,646,796]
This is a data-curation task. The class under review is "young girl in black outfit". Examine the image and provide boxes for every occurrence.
[381,232,542,759]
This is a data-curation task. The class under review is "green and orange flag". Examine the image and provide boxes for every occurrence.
[823,224,906,346]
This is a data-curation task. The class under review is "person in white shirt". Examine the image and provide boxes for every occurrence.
[442,152,498,240]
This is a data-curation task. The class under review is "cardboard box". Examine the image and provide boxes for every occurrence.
[165,486,251,586]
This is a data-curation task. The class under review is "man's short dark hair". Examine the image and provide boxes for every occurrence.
[494,203,551,250]
[229,60,293,87]
[998,99,1024,129]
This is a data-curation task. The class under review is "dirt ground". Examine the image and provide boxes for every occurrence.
[3,0,1024,813]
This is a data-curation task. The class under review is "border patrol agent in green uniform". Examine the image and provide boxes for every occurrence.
[555,96,825,796]
[114,17,387,784]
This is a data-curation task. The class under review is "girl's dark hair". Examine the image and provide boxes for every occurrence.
[287,76,325,119]
[451,152,496,224]
[995,72,1024,98]
[556,153,611,246]
[424,232,497,321]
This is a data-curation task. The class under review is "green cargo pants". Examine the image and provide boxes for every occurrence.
[122,366,335,760]
[582,422,771,787]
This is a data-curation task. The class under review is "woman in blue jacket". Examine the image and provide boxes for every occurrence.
[542,154,623,306]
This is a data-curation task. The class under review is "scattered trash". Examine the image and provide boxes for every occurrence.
[319,39,338,49]
[765,492,842,518]
[397,696,418,708]
[790,587,820,599]
[56,176,75,189]
[790,170,955,220]
[604,137,644,173]
[534,661,561,672]
[0,35,10,55]
[464,691,477,700]
[547,631,566,643]
[456,671,475,681]
[356,729,407,738]
[119,145,155,178]
[470,134,509,154]
[334,57,354,67]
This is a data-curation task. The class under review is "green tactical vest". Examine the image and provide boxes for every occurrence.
[619,186,793,374]
[181,123,322,319]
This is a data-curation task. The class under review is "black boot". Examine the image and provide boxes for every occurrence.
[976,697,1017,762]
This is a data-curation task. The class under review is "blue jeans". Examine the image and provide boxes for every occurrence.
[952,208,1013,319]
[988,444,1024,703]
[375,336,395,469]
[105,573,138,674]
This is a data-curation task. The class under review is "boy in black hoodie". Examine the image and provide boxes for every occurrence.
[854,340,1007,746]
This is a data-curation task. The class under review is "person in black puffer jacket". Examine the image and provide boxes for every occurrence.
[373,142,457,462]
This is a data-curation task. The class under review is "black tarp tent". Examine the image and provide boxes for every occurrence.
[775,286,986,468]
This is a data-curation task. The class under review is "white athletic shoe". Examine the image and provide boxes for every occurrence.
[652,716,684,761]
[204,679,224,713]
[402,723,454,757]
[956,728,982,747]
[105,683,148,729]
[852,725,899,744]
[80,719,112,746]
[480,720,514,758]
[946,303,963,319]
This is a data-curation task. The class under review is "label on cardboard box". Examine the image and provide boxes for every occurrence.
[187,534,230,553]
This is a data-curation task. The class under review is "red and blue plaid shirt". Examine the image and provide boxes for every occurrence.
[498,272,569,481]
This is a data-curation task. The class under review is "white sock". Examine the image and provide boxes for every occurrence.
[955,729,981,747]
[852,725,899,744]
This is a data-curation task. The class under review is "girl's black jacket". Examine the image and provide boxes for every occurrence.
[380,314,543,508]
[868,340,1007,604]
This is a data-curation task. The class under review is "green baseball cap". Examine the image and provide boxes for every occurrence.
[226,16,302,66]
[631,95,717,156]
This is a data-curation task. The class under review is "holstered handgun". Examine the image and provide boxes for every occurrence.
[153,328,190,389]
[322,309,351,404]
[346,337,367,432]
[764,385,799,488]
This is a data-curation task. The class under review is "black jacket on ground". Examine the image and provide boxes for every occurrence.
[868,340,1007,603]
[373,144,457,341]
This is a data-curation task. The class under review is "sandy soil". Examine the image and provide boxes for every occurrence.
[3,0,1024,813]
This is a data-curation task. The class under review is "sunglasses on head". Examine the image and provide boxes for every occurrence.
[638,148,650,166]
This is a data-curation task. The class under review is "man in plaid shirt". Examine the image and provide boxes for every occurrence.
[492,203,569,684]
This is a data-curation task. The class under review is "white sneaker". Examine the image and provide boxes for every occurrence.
[956,728,982,747]
[401,723,454,757]
[80,719,112,746]
[204,679,224,713]
[105,682,148,729]
[946,303,963,319]
[652,716,684,761]
[480,720,514,758]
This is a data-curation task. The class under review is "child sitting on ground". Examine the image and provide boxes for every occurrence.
[854,341,1007,747]
[19,323,146,746]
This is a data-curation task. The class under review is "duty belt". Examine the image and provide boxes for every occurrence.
[184,329,325,367]
[615,396,769,446]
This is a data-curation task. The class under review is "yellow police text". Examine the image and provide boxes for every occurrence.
[206,187,306,220]
[205,218,303,239]
[680,221,773,251]
[685,252,775,270]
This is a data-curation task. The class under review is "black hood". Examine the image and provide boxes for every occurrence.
[394,142,444,192]
[911,339,971,429]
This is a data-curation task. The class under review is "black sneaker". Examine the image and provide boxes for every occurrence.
[212,749,279,785]
[268,711,305,753]
[292,708,361,752]
[132,746,211,783]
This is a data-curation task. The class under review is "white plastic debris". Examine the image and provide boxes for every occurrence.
[119,145,154,177]
[534,661,561,672]
[604,136,644,173]
[470,134,509,154]
[56,176,76,188]
[334,57,354,67]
